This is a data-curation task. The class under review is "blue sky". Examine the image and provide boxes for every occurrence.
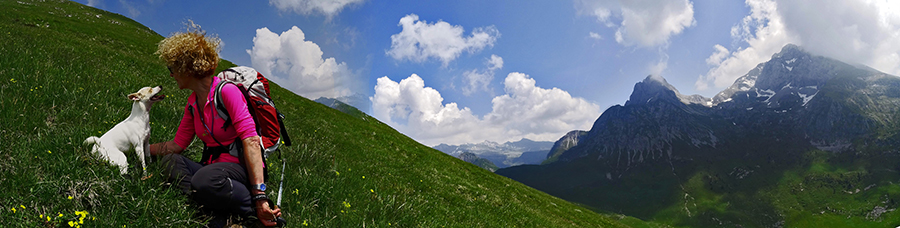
[76,0,900,146]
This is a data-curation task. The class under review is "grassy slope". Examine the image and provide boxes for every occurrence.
[0,0,648,227]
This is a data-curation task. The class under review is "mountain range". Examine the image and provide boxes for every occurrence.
[498,44,900,227]
[433,139,554,170]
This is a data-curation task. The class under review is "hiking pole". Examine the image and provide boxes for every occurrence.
[274,148,287,227]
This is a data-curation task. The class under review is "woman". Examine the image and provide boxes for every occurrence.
[149,23,282,227]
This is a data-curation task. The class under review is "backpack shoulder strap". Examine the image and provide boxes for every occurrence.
[187,101,195,116]
[213,80,233,130]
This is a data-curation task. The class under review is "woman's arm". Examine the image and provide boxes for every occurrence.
[242,136,282,226]
[149,140,184,156]
[158,98,195,156]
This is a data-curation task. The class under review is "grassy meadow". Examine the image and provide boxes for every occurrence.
[0,0,654,227]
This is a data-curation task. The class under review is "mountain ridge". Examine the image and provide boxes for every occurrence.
[498,44,900,227]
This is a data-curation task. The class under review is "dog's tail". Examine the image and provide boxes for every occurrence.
[83,136,103,153]
[83,136,100,146]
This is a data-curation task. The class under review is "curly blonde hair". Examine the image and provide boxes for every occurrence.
[155,20,221,78]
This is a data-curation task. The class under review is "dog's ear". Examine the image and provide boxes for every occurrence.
[128,93,141,101]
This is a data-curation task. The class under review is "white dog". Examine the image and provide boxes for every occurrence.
[84,86,164,175]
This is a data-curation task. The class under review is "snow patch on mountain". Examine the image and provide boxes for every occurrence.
[799,86,818,106]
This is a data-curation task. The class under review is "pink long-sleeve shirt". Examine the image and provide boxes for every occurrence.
[173,77,258,165]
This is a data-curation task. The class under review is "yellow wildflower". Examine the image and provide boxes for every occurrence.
[68,196,73,200]
[20,205,25,209]
[48,150,52,154]
[362,175,365,179]
[343,201,351,208]
[11,208,15,213]
[370,189,374,193]
[68,221,76,227]
[75,210,88,223]
[303,220,309,226]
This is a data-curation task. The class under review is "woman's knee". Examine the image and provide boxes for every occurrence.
[191,168,228,194]
[161,154,184,176]
[161,154,183,168]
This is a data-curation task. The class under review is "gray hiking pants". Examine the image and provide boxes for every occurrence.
[161,153,254,217]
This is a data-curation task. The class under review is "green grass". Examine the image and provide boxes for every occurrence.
[652,149,900,228]
[0,0,642,227]
[502,134,900,227]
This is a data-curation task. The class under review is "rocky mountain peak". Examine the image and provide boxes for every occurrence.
[625,75,680,106]
[711,44,838,107]
[627,75,713,107]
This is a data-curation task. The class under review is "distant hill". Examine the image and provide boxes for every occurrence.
[313,97,368,119]
[0,0,648,227]
[498,44,900,227]
[434,139,554,168]
[543,130,588,164]
[314,94,369,114]
[457,152,500,172]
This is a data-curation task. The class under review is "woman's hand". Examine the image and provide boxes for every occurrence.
[242,136,284,226]
[149,140,183,156]
[255,199,282,226]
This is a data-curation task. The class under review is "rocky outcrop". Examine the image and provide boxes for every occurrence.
[543,130,587,164]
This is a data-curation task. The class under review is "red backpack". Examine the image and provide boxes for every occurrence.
[212,66,292,158]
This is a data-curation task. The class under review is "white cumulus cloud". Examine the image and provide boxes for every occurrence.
[386,14,500,67]
[371,72,600,146]
[247,26,355,100]
[460,54,503,96]
[577,0,696,47]
[697,0,900,91]
[706,44,730,66]
[269,0,364,18]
